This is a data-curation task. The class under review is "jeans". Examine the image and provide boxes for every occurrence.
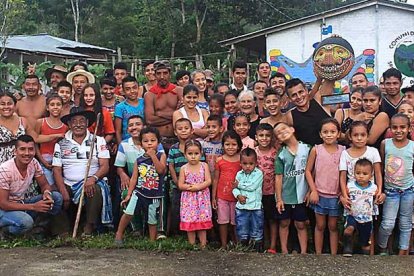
[378,187,414,250]
[235,208,264,241]
[0,191,63,235]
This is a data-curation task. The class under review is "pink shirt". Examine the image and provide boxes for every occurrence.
[0,158,44,202]
[314,144,345,198]
[255,147,277,195]
[242,136,255,149]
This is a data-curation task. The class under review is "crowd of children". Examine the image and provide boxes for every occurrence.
[2,59,414,257]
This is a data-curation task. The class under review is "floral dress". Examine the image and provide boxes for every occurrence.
[0,118,25,163]
[180,163,213,231]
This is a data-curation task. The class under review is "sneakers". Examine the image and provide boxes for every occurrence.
[253,240,264,253]
[378,247,389,256]
[156,232,167,240]
[342,235,353,257]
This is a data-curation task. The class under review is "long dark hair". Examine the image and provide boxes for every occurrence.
[79,83,104,133]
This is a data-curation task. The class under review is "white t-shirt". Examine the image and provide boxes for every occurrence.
[339,146,381,186]
[52,130,110,186]
[347,181,377,223]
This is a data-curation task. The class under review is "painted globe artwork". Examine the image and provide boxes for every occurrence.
[313,36,355,80]
[394,42,414,78]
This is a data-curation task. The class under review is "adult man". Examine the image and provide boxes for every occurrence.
[144,60,183,150]
[113,62,128,96]
[16,75,47,128]
[252,80,268,117]
[286,78,334,146]
[45,65,68,95]
[248,61,271,89]
[204,69,215,95]
[270,72,294,113]
[0,135,62,236]
[66,69,95,107]
[53,107,111,235]
[350,72,369,89]
[230,60,248,94]
[381,68,403,118]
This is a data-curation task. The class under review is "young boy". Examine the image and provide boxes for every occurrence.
[167,118,204,235]
[201,115,224,179]
[255,123,278,254]
[260,88,286,129]
[114,76,145,144]
[56,80,73,117]
[342,158,377,257]
[233,147,264,252]
[115,127,167,245]
[274,122,311,254]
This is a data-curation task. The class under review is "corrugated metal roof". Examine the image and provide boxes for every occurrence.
[3,33,115,58]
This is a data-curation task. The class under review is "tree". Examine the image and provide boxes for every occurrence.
[0,0,25,58]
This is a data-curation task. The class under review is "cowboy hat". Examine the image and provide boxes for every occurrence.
[61,106,96,127]
[45,65,68,80]
[66,69,95,84]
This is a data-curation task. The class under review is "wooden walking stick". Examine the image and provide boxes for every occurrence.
[72,113,102,238]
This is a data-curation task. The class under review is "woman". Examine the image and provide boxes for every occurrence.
[79,84,115,143]
[0,92,28,163]
[228,90,261,139]
[334,87,364,144]
[191,70,209,111]
[101,77,124,120]
[172,84,209,139]
[361,85,390,149]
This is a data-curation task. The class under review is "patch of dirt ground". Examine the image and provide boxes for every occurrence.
[0,248,412,276]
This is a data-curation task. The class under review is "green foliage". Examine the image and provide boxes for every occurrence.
[0,61,52,90]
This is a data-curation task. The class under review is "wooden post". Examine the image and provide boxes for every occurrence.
[117,47,122,62]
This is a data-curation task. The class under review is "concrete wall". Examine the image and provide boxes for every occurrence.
[266,5,414,89]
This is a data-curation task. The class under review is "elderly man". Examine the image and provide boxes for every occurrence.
[66,69,95,107]
[53,107,111,235]
[0,135,62,236]
[45,65,68,95]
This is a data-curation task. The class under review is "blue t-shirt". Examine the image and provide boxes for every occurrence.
[114,99,145,140]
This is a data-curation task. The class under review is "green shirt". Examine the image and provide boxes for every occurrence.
[275,142,310,204]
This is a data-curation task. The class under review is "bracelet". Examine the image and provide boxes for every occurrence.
[44,190,52,196]
[90,175,99,181]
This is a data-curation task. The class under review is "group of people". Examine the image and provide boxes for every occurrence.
[1,57,414,257]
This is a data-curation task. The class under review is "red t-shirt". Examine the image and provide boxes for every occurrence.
[215,157,241,201]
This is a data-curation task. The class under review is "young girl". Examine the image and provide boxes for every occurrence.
[384,102,414,140]
[224,90,239,119]
[80,84,115,143]
[178,139,213,249]
[233,112,255,149]
[305,118,345,255]
[35,94,68,187]
[173,84,209,139]
[339,121,386,253]
[212,130,242,249]
[378,114,414,255]
[209,93,227,130]
[115,127,167,244]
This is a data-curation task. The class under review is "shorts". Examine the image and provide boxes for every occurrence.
[345,216,372,246]
[276,203,308,222]
[217,198,236,225]
[262,195,278,221]
[311,196,341,217]
[124,192,161,225]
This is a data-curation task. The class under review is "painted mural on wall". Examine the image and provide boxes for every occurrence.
[269,47,375,93]
[388,31,414,84]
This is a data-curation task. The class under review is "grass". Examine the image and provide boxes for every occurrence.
[0,233,198,251]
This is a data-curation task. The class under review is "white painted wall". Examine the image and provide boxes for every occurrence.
[266,5,414,86]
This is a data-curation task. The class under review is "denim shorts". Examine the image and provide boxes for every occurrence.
[276,203,308,221]
[311,196,341,217]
